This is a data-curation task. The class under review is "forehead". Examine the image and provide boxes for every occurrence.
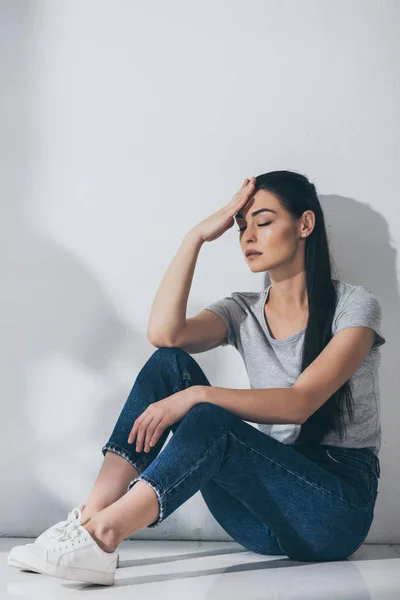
[235,189,280,219]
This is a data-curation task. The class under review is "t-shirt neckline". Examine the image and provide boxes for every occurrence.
[261,285,307,345]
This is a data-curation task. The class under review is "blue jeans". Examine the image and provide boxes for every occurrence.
[102,347,380,562]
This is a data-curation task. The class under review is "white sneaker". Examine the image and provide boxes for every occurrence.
[7,504,120,572]
[36,508,118,585]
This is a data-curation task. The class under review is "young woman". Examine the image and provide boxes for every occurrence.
[8,170,385,585]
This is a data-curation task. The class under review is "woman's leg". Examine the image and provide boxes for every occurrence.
[197,438,379,560]
[111,402,377,560]
[199,479,285,555]
[81,346,212,523]
[82,347,379,562]
[80,452,139,522]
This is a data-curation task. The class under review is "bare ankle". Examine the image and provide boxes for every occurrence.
[84,517,119,553]
[81,515,92,527]
[80,506,92,523]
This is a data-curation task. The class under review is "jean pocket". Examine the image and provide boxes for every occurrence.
[324,449,375,507]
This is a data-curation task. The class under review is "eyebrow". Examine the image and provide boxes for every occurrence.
[235,208,278,219]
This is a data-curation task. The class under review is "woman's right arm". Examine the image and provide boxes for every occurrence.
[147,177,256,347]
[146,228,205,345]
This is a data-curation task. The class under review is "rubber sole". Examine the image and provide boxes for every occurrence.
[8,555,116,586]
[7,557,39,572]
[8,553,120,571]
[40,561,116,585]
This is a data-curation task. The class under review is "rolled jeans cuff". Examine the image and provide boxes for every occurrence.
[101,442,144,475]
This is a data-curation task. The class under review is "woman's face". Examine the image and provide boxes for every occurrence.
[235,189,307,273]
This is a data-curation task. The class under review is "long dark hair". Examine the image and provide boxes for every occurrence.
[254,170,354,448]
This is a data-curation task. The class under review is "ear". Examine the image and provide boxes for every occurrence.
[300,210,315,236]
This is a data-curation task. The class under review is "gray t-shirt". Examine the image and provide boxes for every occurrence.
[204,279,385,456]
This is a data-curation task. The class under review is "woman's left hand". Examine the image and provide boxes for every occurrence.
[127,387,200,453]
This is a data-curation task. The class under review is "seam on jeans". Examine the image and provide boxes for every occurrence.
[325,448,379,483]
[325,448,375,473]
[325,448,374,472]
[172,375,192,395]
[102,442,143,475]
[172,382,185,393]
[228,433,370,509]
[325,446,376,468]
[161,431,229,498]
[325,449,374,506]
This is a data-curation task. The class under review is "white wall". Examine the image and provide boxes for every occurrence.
[1,0,399,542]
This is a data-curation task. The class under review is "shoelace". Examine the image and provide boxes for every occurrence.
[56,520,86,543]
[49,505,85,541]
[52,508,89,546]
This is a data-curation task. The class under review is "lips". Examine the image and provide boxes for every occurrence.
[246,251,262,257]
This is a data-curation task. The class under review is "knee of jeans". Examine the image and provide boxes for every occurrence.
[186,401,227,421]
[149,347,192,373]
[152,347,189,360]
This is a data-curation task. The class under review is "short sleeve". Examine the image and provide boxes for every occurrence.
[203,295,241,347]
[333,286,386,350]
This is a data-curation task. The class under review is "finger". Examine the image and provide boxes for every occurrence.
[136,415,154,452]
[143,421,158,452]
[233,189,254,213]
[128,421,140,445]
[135,423,146,452]
[128,408,153,444]
[148,421,167,449]
[244,178,256,199]
[226,178,255,211]
[128,414,144,444]
[236,179,256,202]
[232,178,252,200]
[244,177,256,191]
[128,428,134,445]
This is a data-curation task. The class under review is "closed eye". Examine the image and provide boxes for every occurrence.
[237,222,271,232]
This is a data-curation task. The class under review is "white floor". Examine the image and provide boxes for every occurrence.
[2,538,400,599]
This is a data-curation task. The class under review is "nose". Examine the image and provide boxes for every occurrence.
[242,226,257,244]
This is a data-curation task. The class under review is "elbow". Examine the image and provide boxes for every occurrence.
[146,330,158,346]
[147,329,176,348]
